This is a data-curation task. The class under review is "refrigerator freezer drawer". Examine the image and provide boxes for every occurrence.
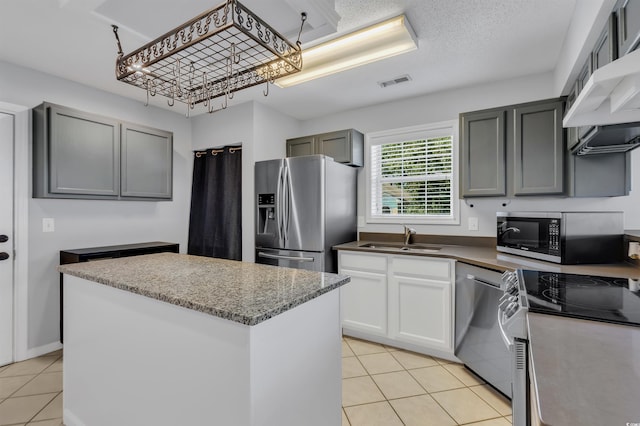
[255,248,324,272]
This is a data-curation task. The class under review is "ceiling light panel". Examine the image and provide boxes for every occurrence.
[275,15,418,87]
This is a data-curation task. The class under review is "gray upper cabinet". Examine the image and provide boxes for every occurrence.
[616,0,640,55]
[567,152,630,197]
[286,135,316,157]
[513,101,564,195]
[317,130,363,166]
[460,99,565,198]
[121,124,173,199]
[33,103,120,199]
[592,14,618,70]
[459,109,506,197]
[286,129,363,167]
[33,102,173,201]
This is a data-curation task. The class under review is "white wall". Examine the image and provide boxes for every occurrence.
[297,71,640,236]
[0,60,193,355]
[190,101,299,262]
[553,0,617,95]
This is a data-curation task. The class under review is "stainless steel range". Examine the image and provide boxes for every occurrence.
[498,269,640,425]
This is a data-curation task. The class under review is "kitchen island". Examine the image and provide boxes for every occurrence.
[57,252,350,426]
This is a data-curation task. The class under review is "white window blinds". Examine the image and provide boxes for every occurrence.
[368,122,457,223]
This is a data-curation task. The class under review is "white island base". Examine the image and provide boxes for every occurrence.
[62,275,342,426]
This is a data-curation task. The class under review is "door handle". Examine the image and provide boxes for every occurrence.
[0,235,8,243]
[258,252,314,262]
[0,252,9,261]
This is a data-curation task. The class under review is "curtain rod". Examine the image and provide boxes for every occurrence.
[194,147,242,158]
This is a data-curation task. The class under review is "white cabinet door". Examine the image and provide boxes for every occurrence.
[339,252,388,337]
[389,274,452,351]
[340,268,388,337]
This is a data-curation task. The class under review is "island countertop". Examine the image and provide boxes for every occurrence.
[57,252,350,326]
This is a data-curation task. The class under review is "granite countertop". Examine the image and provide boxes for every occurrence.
[58,252,350,326]
[334,241,640,279]
[527,313,640,425]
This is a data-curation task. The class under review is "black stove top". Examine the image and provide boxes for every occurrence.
[520,270,640,327]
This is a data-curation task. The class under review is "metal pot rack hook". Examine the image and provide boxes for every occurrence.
[296,12,307,47]
[111,25,124,58]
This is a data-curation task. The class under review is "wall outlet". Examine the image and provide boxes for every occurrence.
[42,218,55,233]
[468,217,479,231]
[357,216,365,227]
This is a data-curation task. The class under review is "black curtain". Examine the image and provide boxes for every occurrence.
[187,146,242,260]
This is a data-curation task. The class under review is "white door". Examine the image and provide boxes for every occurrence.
[0,112,14,366]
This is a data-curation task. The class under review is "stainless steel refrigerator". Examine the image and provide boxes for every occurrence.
[255,155,357,273]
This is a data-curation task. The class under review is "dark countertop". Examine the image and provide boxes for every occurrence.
[527,313,640,425]
[334,240,640,279]
[58,252,350,326]
[626,229,640,239]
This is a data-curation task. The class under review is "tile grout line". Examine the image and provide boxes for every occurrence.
[343,336,512,425]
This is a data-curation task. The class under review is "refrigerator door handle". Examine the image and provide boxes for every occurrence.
[276,164,284,246]
[257,252,315,262]
[284,164,291,242]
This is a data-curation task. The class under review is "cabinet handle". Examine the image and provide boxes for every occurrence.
[0,235,8,243]
[0,252,9,261]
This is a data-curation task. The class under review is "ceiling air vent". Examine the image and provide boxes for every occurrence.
[378,75,412,88]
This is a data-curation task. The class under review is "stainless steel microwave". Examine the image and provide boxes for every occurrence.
[496,212,624,264]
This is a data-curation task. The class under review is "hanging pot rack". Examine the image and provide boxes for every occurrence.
[112,0,305,116]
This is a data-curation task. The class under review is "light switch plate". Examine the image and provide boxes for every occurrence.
[357,216,365,227]
[468,217,479,231]
[42,218,55,233]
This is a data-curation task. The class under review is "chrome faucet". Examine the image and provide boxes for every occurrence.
[403,225,417,246]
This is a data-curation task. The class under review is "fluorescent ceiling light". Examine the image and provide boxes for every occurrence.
[275,15,418,88]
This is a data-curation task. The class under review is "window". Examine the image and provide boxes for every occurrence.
[366,121,459,224]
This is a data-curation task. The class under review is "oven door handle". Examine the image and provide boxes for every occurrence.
[467,274,504,290]
[497,308,514,348]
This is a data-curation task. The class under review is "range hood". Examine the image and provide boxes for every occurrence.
[564,49,640,155]
[571,122,640,155]
[564,49,640,127]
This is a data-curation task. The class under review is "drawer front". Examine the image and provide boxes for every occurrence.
[339,251,387,272]
[392,256,451,280]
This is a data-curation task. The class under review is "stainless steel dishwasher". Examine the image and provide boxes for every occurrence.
[454,262,512,398]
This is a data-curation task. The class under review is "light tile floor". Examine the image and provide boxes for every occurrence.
[0,337,512,426]
[0,350,63,426]
[341,336,513,426]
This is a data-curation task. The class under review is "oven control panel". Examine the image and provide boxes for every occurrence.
[498,271,528,342]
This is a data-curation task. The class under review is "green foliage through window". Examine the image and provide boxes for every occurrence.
[371,135,453,218]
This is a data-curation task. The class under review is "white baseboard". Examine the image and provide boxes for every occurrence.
[19,341,63,361]
[342,328,461,363]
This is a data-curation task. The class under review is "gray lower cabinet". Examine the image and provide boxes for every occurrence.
[286,129,363,166]
[460,99,564,198]
[616,0,640,55]
[121,124,173,199]
[33,102,173,201]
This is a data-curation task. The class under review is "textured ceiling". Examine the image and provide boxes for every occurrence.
[0,0,577,120]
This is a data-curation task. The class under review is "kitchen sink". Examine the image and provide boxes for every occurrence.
[358,243,442,253]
